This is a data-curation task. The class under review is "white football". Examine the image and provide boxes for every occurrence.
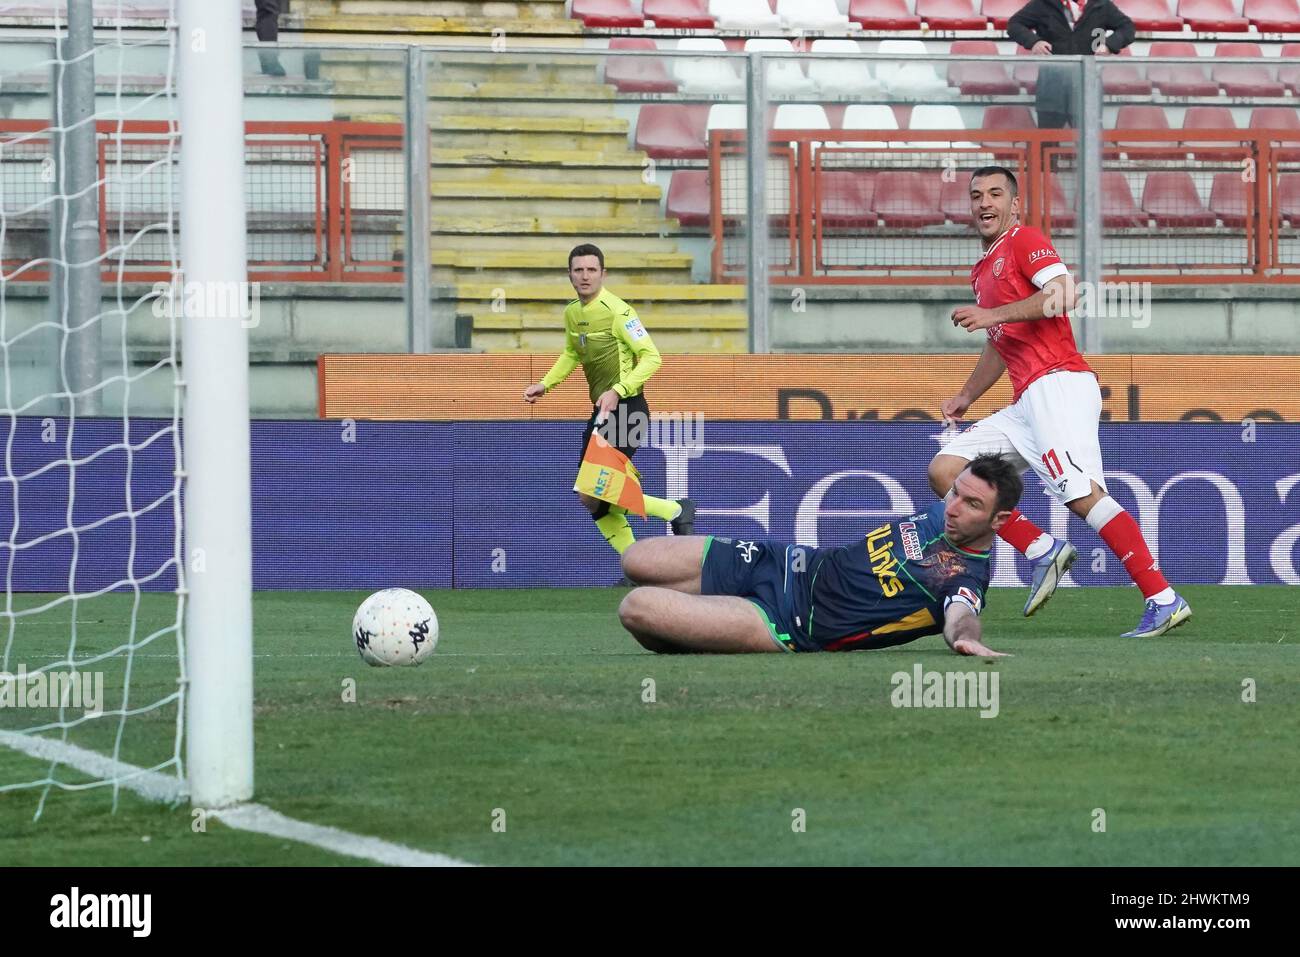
[352,588,439,667]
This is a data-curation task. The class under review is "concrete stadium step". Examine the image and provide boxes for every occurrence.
[432,234,685,253]
[425,164,652,185]
[433,214,677,235]
[431,181,661,219]
[317,57,598,87]
[469,308,748,329]
[430,146,644,170]
[430,114,629,152]
[302,0,571,20]
[430,250,695,285]
[295,13,582,35]
[471,327,747,353]
[457,283,746,308]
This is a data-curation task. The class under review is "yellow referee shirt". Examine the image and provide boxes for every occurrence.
[539,288,662,405]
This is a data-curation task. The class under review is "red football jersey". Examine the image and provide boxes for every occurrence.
[969,224,1093,401]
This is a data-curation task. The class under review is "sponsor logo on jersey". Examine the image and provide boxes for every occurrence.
[992,257,1005,278]
[866,523,904,598]
[625,317,647,339]
[899,521,923,561]
[736,541,758,563]
[1027,247,1054,264]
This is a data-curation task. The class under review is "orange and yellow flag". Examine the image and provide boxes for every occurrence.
[573,430,647,517]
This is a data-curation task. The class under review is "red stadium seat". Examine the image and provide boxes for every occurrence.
[572,0,643,27]
[1177,0,1250,31]
[1044,175,1076,230]
[917,0,986,30]
[939,175,971,224]
[1120,0,1186,29]
[1278,174,1300,226]
[947,40,1018,95]
[1101,172,1146,229]
[1280,44,1300,96]
[848,0,921,29]
[982,104,1037,130]
[1111,105,1184,160]
[1213,43,1284,98]
[606,39,677,95]
[873,171,945,227]
[643,0,715,27]
[1250,106,1300,161]
[818,171,876,228]
[1208,172,1250,228]
[1142,172,1216,228]
[1183,106,1241,159]
[1244,0,1300,32]
[635,104,708,159]
[980,0,1024,29]
[1102,48,1152,96]
[1147,42,1218,97]
[1013,44,1040,94]
[666,170,710,228]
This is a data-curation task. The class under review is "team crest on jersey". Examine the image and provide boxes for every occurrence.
[992,257,1006,278]
[625,317,647,339]
[899,522,923,561]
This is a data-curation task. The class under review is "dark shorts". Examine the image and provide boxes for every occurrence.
[699,536,813,653]
[577,392,650,467]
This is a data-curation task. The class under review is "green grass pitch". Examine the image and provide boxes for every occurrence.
[2,585,1297,866]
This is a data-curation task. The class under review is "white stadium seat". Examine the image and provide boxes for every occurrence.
[875,39,949,98]
[709,0,782,29]
[836,103,902,150]
[809,39,885,97]
[673,37,745,94]
[746,38,818,96]
[776,0,852,30]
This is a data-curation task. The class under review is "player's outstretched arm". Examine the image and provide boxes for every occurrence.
[943,602,1011,658]
[942,342,1006,421]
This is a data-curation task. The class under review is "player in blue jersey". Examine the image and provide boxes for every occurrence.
[617,454,1022,657]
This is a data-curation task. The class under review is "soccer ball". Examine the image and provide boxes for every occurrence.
[352,588,439,667]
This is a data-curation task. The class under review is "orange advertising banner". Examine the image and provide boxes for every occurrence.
[318,354,1300,424]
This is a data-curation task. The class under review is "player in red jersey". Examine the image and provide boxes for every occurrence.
[928,166,1190,638]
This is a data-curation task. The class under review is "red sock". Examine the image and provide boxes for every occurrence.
[997,508,1045,555]
[1098,511,1169,598]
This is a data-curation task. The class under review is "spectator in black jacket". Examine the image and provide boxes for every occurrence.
[1008,0,1136,129]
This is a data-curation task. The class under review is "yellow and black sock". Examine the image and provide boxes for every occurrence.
[593,503,635,554]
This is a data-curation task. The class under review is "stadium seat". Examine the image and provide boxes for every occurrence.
[939,176,972,224]
[1249,106,1300,162]
[818,171,876,228]
[674,38,745,94]
[1176,0,1250,31]
[1183,106,1241,159]
[1208,172,1250,228]
[877,39,949,97]
[643,0,715,27]
[1121,0,1186,30]
[872,171,945,227]
[776,0,850,30]
[1280,43,1300,96]
[837,103,902,149]
[981,105,1036,159]
[1213,43,1285,97]
[980,0,1025,29]
[1111,105,1184,160]
[746,38,818,96]
[1245,0,1300,31]
[908,104,980,149]
[1142,171,1216,228]
[1101,171,1146,228]
[1045,175,1076,230]
[917,0,986,29]
[605,39,677,95]
[1101,48,1152,96]
[665,170,710,227]
[947,40,1018,96]
[1013,45,1040,94]
[571,0,644,28]
[808,40,884,97]
[1278,173,1300,226]
[848,0,921,29]
[709,0,781,29]
[634,104,708,160]
[1147,42,1219,97]
[706,103,750,132]
[773,104,831,152]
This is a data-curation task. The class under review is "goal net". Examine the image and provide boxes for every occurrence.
[0,0,253,817]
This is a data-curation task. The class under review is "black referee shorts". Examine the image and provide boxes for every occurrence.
[577,392,650,467]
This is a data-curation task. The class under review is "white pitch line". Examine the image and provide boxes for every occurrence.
[0,731,474,868]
